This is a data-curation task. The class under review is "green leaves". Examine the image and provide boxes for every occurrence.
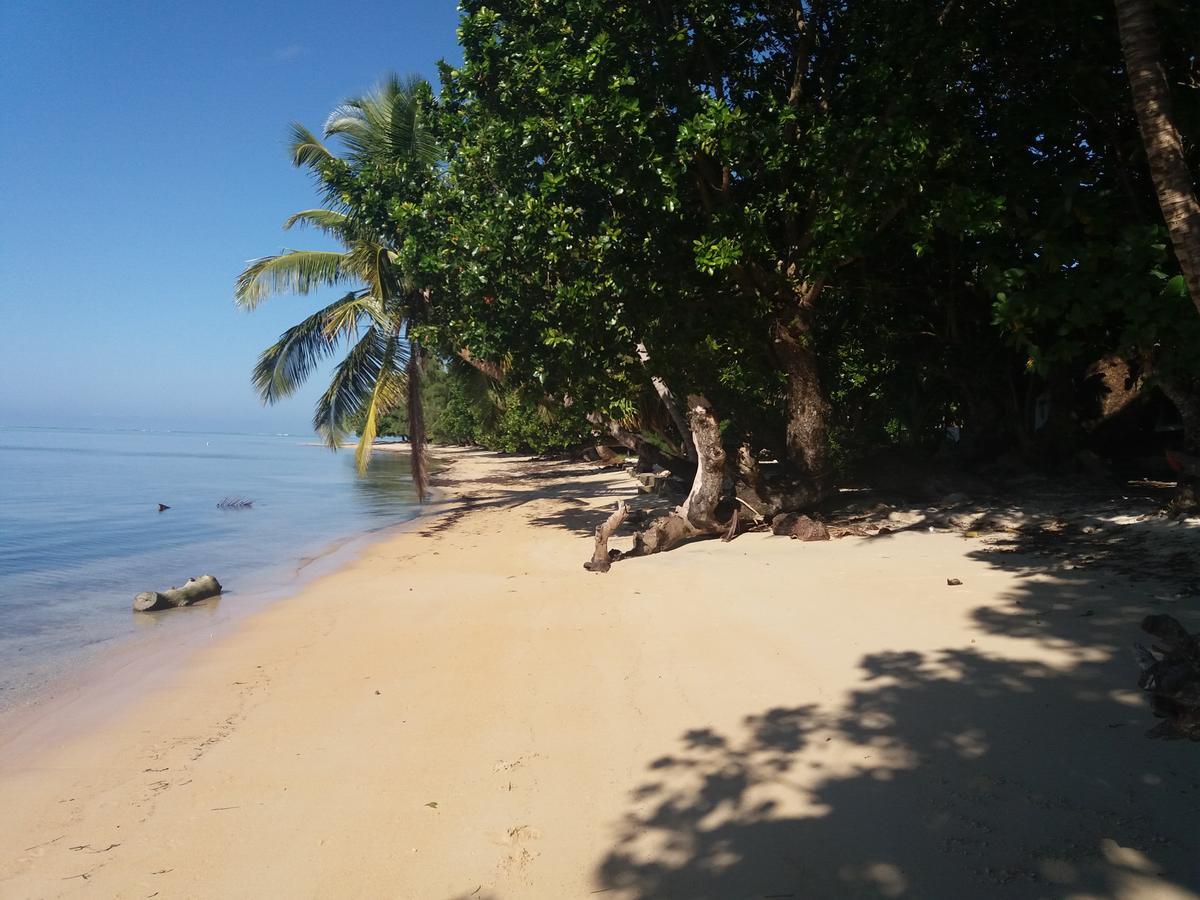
[693,236,742,275]
[234,251,348,310]
[238,74,444,489]
[313,325,407,453]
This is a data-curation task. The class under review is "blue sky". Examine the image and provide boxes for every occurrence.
[0,1,462,433]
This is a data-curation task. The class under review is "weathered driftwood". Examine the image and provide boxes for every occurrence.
[133,575,223,612]
[1135,614,1200,740]
[585,396,735,573]
[585,502,629,573]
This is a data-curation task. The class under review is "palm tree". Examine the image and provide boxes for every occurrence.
[235,75,437,499]
[1114,0,1200,314]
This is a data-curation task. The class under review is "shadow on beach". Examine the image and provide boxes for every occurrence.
[588,514,1199,899]
[417,452,1197,897]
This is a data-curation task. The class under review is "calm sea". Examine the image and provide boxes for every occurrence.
[0,426,420,712]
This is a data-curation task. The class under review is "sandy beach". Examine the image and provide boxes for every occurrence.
[1,448,1197,899]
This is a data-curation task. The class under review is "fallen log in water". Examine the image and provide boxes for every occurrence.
[133,575,223,612]
[1135,614,1200,740]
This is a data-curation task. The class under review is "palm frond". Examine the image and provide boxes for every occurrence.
[288,123,335,170]
[341,240,403,302]
[234,250,348,309]
[322,292,385,339]
[324,73,439,166]
[251,291,366,403]
[282,208,350,239]
[313,326,409,450]
[353,333,407,474]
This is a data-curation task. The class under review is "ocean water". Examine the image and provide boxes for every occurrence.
[0,426,420,712]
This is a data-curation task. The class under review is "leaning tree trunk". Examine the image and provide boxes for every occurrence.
[636,342,697,463]
[1115,0,1200,312]
[584,396,735,573]
[771,289,834,503]
[455,348,506,382]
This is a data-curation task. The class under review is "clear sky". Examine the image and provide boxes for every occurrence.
[0,1,462,433]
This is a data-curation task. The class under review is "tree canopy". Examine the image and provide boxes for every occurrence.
[240,0,1200,502]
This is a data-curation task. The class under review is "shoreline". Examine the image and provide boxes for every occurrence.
[0,429,432,726]
[0,449,454,766]
[1,449,1197,898]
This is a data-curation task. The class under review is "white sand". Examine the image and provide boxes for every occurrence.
[0,448,1196,898]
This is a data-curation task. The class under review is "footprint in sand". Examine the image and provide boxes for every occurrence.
[493,826,542,878]
[492,753,542,773]
[493,824,542,846]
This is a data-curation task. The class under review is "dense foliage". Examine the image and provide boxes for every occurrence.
[242,0,1200,494]
[354,361,596,454]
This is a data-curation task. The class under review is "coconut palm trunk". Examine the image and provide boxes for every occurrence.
[1114,0,1200,313]
[406,345,429,501]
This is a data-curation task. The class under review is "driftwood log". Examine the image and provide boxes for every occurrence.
[133,575,222,612]
[1135,614,1200,740]
[585,396,736,573]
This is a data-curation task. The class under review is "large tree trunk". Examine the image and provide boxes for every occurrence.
[1115,0,1200,312]
[584,396,734,572]
[771,293,833,502]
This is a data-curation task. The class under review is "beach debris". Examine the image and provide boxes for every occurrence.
[947,578,963,586]
[1135,614,1200,740]
[586,397,739,573]
[425,801,439,809]
[133,575,222,612]
[157,503,170,512]
[771,513,831,541]
[216,497,254,510]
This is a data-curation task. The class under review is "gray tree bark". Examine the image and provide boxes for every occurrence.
[585,396,734,572]
[1115,0,1200,312]
[133,575,222,612]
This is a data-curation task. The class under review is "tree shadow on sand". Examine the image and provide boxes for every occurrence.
[596,516,1200,899]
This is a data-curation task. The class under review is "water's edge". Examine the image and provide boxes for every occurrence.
[0,461,456,767]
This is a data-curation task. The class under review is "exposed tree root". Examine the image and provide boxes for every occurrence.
[585,396,735,572]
